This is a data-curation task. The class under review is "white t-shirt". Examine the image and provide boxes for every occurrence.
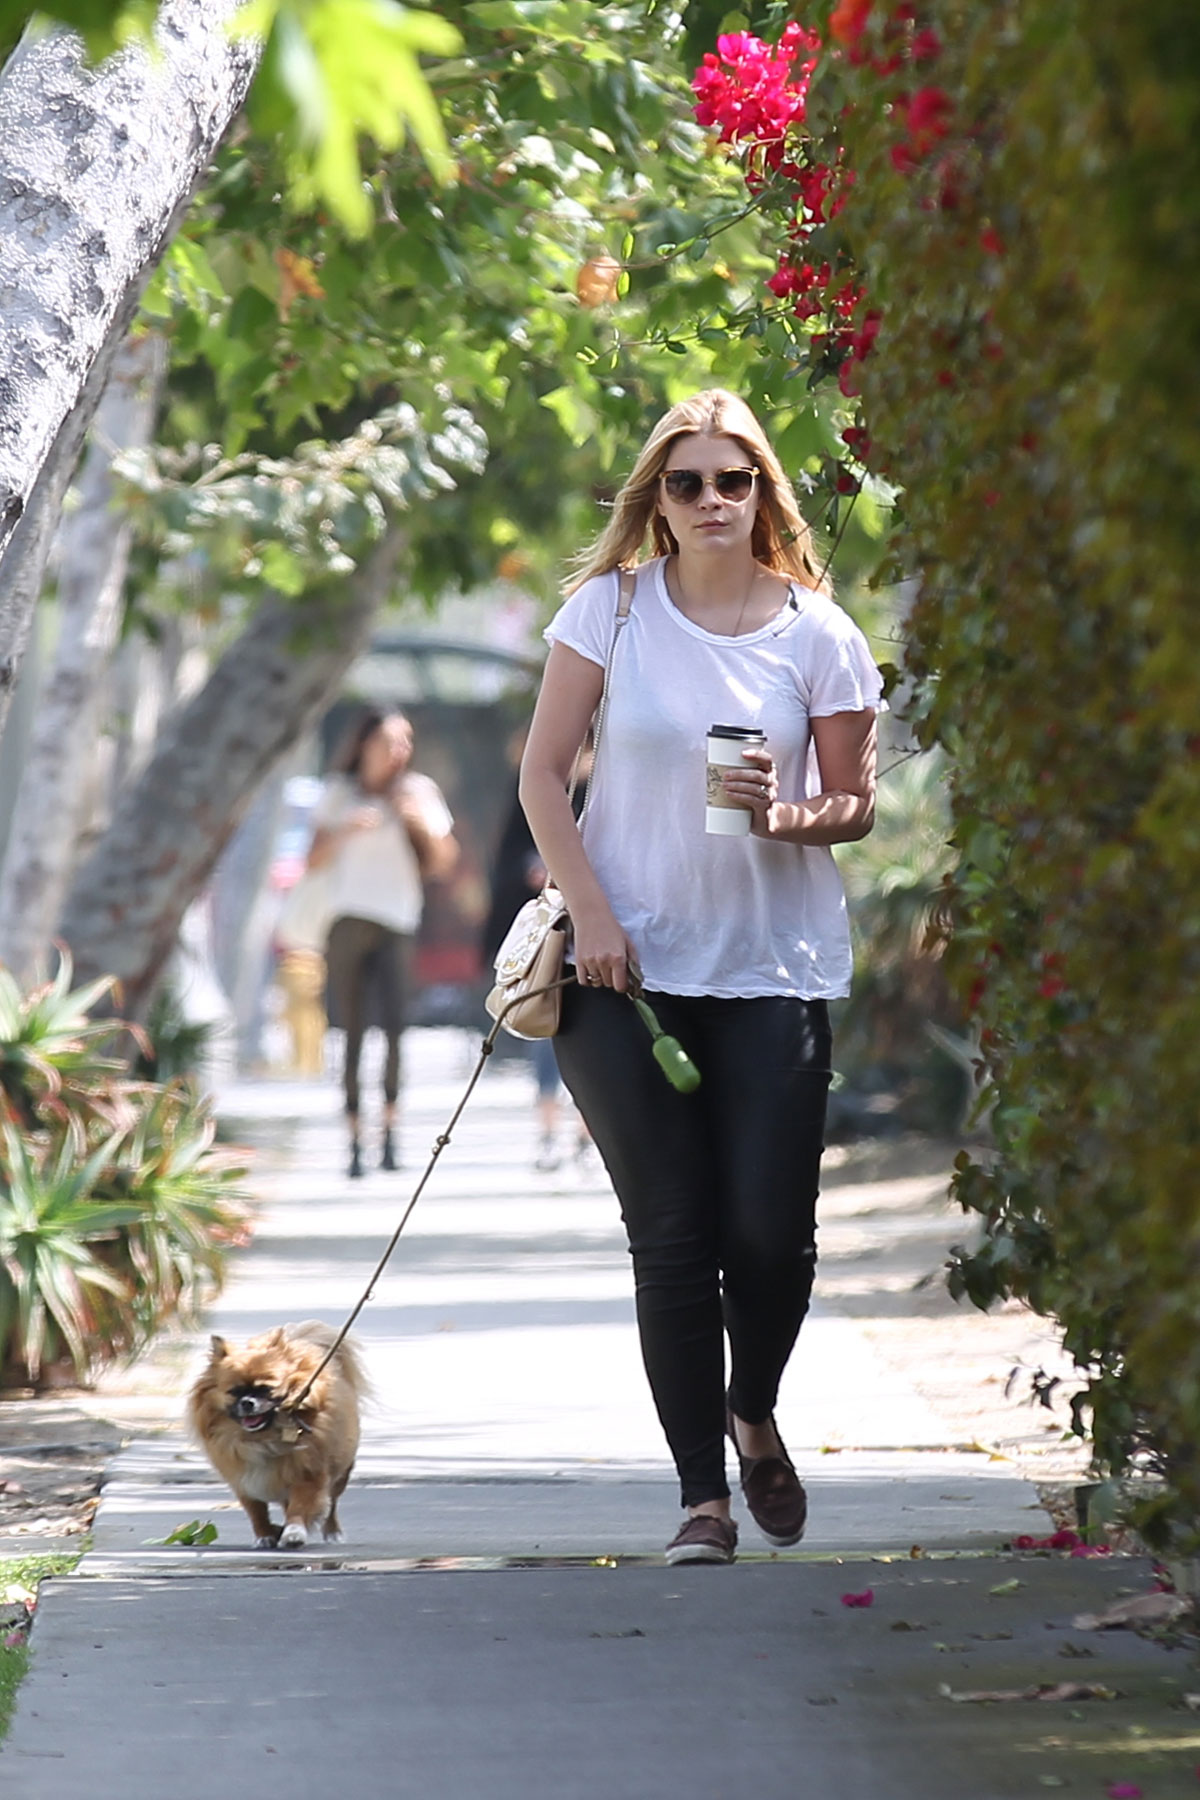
[544,558,884,1000]
[313,771,454,936]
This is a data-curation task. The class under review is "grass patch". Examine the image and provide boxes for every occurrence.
[0,1551,82,1745]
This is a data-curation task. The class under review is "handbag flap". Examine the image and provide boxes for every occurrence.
[493,888,569,986]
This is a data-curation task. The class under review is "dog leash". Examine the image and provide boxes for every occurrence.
[283,976,579,1416]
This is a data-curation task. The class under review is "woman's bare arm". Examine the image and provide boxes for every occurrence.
[723,709,877,845]
[765,709,877,845]
[519,641,635,989]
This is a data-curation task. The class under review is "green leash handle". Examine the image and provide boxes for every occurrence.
[629,992,701,1094]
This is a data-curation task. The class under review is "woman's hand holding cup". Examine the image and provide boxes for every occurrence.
[723,745,778,837]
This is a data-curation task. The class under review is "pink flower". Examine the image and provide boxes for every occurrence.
[692,28,815,146]
[841,1589,874,1607]
[911,28,943,61]
[1106,1786,1142,1799]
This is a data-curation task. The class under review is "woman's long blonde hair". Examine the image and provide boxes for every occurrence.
[567,389,829,594]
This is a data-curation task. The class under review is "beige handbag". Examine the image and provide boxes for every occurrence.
[485,568,635,1040]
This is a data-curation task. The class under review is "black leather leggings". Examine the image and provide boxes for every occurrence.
[554,985,832,1506]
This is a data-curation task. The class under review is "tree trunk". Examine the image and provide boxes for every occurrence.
[0,0,260,737]
[0,330,165,982]
[0,331,120,728]
[59,527,407,1017]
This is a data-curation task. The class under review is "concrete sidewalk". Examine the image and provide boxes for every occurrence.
[10,1029,1197,1796]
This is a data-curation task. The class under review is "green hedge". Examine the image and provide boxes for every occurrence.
[835,1,1200,1542]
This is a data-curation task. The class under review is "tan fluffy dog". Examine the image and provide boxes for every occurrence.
[188,1321,367,1549]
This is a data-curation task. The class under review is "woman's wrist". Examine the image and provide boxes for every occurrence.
[757,801,804,843]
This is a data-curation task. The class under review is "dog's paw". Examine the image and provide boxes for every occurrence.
[279,1522,309,1549]
[322,1526,345,1544]
[253,1533,281,1549]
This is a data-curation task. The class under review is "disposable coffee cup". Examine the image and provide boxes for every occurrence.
[706,724,766,835]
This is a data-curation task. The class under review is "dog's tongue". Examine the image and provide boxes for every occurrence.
[241,1415,269,1431]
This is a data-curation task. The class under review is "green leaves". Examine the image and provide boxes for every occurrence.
[0,2,158,60]
[240,1,462,235]
[781,0,1200,1545]
[158,1519,219,1546]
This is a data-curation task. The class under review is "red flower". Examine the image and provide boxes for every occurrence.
[911,27,942,61]
[852,312,881,359]
[907,86,953,142]
[980,225,1006,256]
[693,28,814,144]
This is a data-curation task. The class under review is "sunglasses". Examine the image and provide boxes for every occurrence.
[659,466,759,505]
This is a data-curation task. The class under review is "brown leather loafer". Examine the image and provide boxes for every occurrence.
[727,1406,807,1547]
[664,1512,738,1565]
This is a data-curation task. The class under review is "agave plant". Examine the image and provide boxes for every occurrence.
[99,1083,250,1340]
[0,958,250,1387]
[0,950,143,1133]
[0,1123,140,1384]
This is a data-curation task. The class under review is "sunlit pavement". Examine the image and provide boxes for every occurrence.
[14,1031,1190,1799]
[86,1026,1050,1563]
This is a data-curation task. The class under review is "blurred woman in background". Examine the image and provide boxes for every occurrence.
[308,708,458,1178]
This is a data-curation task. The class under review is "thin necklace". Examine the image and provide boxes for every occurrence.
[675,559,758,636]
[729,566,758,637]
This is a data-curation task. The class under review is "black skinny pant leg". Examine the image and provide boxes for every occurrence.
[554,986,831,1507]
[555,986,727,1505]
[325,916,374,1117]
[379,932,414,1106]
[701,997,832,1426]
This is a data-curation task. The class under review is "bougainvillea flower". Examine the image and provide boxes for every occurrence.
[841,1588,875,1607]
[907,85,954,149]
[692,28,814,144]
